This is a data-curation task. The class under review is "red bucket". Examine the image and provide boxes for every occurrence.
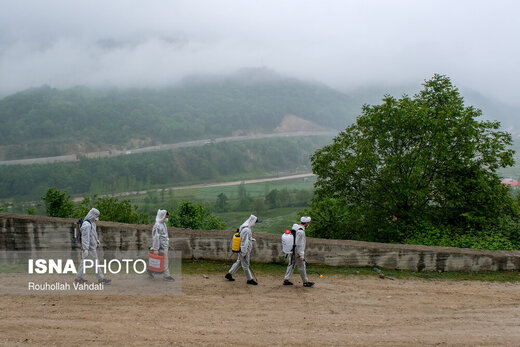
[148,252,165,273]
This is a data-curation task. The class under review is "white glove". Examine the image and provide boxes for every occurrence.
[97,240,100,246]
[298,252,304,259]
[82,250,89,258]
[251,238,256,242]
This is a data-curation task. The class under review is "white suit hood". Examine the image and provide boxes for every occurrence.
[84,208,100,222]
[155,209,168,223]
[81,208,100,252]
[292,223,304,231]
[240,215,258,230]
[152,209,169,251]
[300,216,311,223]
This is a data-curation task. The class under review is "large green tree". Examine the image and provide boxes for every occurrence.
[41,188,74,218]
[170,200,226,230]
[310,75,517,248]
[75,196,148,224]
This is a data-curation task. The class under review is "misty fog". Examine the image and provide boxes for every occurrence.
[1,0,519,105]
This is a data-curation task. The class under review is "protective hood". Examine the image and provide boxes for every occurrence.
[292,223,304,231]
[155,209,168,223]
[240,214,258,230]
[84,208,100,222]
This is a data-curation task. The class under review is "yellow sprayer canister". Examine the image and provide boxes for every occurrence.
[232,231,241,253]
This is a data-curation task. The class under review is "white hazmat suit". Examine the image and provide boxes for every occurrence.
[284,222,309,283]
[228,215,257,282]
[151,209,172,279]
[76,208,105,281]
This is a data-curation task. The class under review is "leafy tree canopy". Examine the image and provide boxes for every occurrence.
[41,188,74,218]
[74,195,148,224]
[216,193,229,212]
[310,74,518,249]
[170,200,225,230]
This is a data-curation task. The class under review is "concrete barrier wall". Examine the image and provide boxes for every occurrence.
[1,212,520,272]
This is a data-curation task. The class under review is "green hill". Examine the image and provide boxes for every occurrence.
[0,136,332,201]
[0,68,358,159]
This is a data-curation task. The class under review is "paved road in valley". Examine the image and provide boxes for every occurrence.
[0,131,336,166]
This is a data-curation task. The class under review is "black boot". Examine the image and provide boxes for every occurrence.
[247,279,258,285]
[303,282,314,287]
[283,280,293,286]
[225,273,235,281]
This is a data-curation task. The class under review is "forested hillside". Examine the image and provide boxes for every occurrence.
[0,136,331,201]
[0,68,357,159]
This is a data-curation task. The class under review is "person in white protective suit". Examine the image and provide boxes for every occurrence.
[225,214,258,285]
[148,209,175,281]
[283,216,314,287]
[75,208,111,284]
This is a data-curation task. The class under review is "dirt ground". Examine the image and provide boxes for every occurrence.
[1,274,519,346]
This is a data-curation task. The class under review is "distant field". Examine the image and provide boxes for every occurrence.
[215,207,304,234]
[126,176,316,232]
[163,176,316,201]
[123,176,315,204]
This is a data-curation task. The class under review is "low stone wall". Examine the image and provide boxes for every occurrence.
[1,212,520,272]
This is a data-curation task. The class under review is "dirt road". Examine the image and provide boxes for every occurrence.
[1,274,519,346]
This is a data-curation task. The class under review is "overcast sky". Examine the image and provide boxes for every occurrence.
[1,0,519,105]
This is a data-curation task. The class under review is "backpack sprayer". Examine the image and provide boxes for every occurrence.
[225,228,242,258]
[282,229,324,279]
[232,229,241,253]
[72,218,90,249]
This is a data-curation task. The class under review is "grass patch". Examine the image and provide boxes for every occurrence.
[122,175,315,227]
[215,207,303,234]
[181,259,520,282]
[128,176,316,203]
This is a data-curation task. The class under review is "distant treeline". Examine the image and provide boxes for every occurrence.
[0,136,331,201]
[0,69,357,158]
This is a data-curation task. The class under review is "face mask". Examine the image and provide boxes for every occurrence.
[95,217,99,221]
[164,218,168,223]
